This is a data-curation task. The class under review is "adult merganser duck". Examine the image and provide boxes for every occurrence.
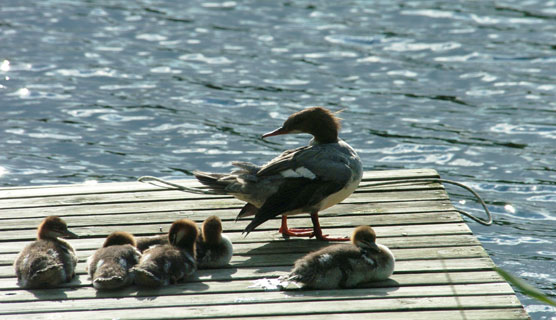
[194,107,362,241]
[283,226,395,289]
[14,216,78,288]
[196,215,233,268]
[86,231,141,290]
[132,219,197,287]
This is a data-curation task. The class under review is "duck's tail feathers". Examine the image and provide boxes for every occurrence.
[193,171,230,194]
[24,263,65,288]
[93,275,130,290]
[231,161,260,174]
[236,203,258,221]
[132,267,163,288]
[93,265,133,290]
[242,216,268,237]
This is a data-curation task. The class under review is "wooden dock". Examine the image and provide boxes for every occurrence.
[0,169,530,319]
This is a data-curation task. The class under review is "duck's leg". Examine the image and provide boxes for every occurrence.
[279,216,314,238]
[310,211,349,241]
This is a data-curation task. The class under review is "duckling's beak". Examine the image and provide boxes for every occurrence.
[262,126,289,138]
[362,241,380,253]
[63,229,79,239]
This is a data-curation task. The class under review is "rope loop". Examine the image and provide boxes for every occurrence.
[359,178,492,226]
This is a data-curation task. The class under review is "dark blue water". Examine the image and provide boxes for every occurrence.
[1,1,555,317]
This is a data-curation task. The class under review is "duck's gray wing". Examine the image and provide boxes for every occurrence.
[258,144,354,183]
[256,146,312,177]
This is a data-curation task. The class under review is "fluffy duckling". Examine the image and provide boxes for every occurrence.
[14,216,78,288]
[86,231,141,290]
[196,216,233,268]
[194,107,362,241]
[283,226,395,289]
[136,234,167,253]
[132,219,198,287]
[136,216,232,269]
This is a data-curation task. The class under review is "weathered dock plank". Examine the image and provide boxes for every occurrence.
[0,282,517,314]
[0,295,525,320]
[0,169,529,319]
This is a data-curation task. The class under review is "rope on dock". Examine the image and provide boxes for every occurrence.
[358,179,493,226]
[138,176,493,226]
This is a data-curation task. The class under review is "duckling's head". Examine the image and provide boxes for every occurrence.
[168,219,198,252]
[103,231,136,248]
[262,107,341,144]
[351,226,380,252]
[38,216,78,240]
[202,215,223,245]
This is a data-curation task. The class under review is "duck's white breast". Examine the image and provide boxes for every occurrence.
[319,176,361,210]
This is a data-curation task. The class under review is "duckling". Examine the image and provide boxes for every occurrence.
[196,215,233,268]
[86,231,141,290]
[14,216,78,288]
[132,219,198,287]
[283,226,395,289]
[136,234,168,253]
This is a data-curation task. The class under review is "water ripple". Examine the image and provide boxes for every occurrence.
[263,79,310,86]
[385,41,461,52]
[98,114,153,122]
[378,153,454,165]
[179,53,234,65]
[28,132,82,140]
[324,34,385,47]
[136,33,168,42]
[477,234,552,246]
[48,68,118,78]
[491,123,556,139]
